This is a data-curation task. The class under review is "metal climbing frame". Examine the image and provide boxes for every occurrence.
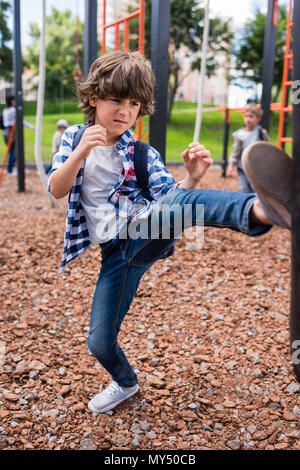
[102,0,145,140]
[278,0,294,149]
[13,0,25,192]
[261,0,278,132]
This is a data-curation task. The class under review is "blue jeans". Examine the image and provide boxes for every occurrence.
[87,188,271,387]
[4,128,16,174]
[7,142,16,174]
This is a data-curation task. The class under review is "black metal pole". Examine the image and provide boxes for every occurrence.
[222,108,230,178]
[261,0,277,132]
[84,0,98,80]
[13,0,25,192]
[149,0,170,163]
[291,0,300,382]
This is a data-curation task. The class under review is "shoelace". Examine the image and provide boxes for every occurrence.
[104,381,123,397]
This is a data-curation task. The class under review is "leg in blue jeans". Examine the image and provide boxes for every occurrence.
[7,142,16,174]
[87,241,150,387]
[87,188,271,386]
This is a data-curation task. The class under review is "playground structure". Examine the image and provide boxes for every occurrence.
[220,0,294,176]
[102,0,145,141]
[4,0,300,382]
[278,0,293,150]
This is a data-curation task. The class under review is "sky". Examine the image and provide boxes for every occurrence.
[7,0,283,47]
[11,0,86,46]
[210,0,266,26]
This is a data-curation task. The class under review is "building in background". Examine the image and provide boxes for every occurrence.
[0,80,14,105]
[176,45,230,106]
[22,68,39,101]
[176,18,234,107]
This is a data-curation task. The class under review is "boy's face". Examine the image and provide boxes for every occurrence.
[244,112,260,131]
[90,96,141,144]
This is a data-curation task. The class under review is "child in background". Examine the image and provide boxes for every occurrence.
[52,119,68,156]
[48,52,291,414]
[227,104,269,193]
[45,119,69,174]
[2,96,34,176]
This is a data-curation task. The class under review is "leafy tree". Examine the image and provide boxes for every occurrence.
[24,8,86,101]
[234,5,288,101]
[128,0,233,121]
[0,0,13,82]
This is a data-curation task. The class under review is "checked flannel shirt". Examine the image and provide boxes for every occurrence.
[47,125,182,274]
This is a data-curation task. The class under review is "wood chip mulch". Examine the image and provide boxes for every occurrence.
[0,165,299,451]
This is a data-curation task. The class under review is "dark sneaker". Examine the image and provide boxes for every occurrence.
[242,142,292,229]
[88,381,139,414]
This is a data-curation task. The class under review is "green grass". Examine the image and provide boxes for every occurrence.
[0,101,292,165]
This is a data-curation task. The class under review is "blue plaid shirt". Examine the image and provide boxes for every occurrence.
[48,125,181,274]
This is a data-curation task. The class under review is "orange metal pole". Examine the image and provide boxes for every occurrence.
[0,124,16,184]
[137,118,143,141]
[101,1,146,141]
[138,0,145,54]
[278,0,293,148]
[104,11,140,30]
[102,0,106,54]
[124,20,129,51]
[115,23,120,51]
[273,0,279,26]
[138,0,145,139]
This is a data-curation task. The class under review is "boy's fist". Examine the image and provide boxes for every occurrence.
[76,124,107,159]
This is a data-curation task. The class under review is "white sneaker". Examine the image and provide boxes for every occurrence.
[88,381,139,413]
[7,168,18,177]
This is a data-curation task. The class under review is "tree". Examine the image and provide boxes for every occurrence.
[24,8,85,101]
[234,5,288,101]
[0,0,13,82]
[128,0,233,121]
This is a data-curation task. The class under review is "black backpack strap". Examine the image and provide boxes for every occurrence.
[258,125,264,141]
[72,122,90,150]
[133,139,175,260]
[133,140,152,201]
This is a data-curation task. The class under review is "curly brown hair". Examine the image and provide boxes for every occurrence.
[77,51,156,123]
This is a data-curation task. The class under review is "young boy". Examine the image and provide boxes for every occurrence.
[52,119,68,156]
[45,119,69,174]
[227,104,269,193]
[48,51,292,414]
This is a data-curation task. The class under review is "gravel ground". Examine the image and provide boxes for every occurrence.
[0,166,299,451]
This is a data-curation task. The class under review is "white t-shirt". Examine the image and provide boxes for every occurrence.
[234,127,260,152]
[3,106,16,127]
[80,145,127,244]
[232,127,260,169]
[2,106,35,130]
